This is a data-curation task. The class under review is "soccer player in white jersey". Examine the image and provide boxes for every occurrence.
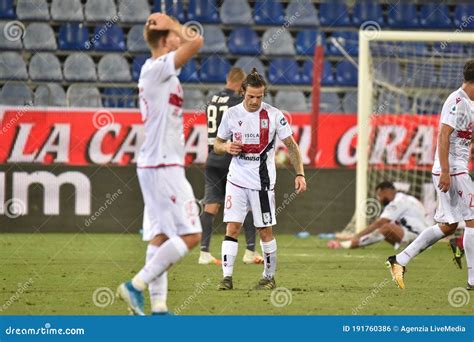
[214,69,307,290]
[387,60,474,290]
[116,13,204,315]
[327,181,428,250]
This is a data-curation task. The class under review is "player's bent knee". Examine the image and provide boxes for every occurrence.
[225,222,242,238]
[258,226,274,241]
[204,203,220,216]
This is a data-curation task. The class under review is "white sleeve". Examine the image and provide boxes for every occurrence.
[148,51,178,83]
[217,110,232,140]
[440,97,460,129]
[276,111,293,140]
[380,200,405,221]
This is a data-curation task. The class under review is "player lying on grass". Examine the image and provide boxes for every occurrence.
[327,181,428,250]
[387,60,474,290]
[214,69,307,290]
[116,13,204,315]
[199,67,263,266]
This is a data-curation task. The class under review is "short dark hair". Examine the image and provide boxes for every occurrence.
[375,181,395,191]
[240,68,267,95]
[463,60,474,83]
[143,17,178,49]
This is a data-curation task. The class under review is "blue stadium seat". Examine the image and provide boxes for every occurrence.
[51,0,84,21]
[319,0,350,27]
[415,94,442,115]
[0,0,15,18]
[295,30,325,56]
[85,0,117,22]
[0,52,27,80]
[187,0,219,24]
[201,26,227,54]
[300,60,313,85]
[132,55,149,81]
[454,4,474,29]
[387,3,419,28]
[59,23,89,50]
[29,53,63,81]
[24,23,57,51]
[179,58,199,83]
[268,58,300,85]
[321,61,335,86]
[328,32,358,56]
[254,0,285,25]
[404,42,429,56]
[335,61,357,86]
[153,0,186,23]
[419,4,452,28]
[127,25,148,52]
[0,83,32,105]
[438,63,464,89]
[352,0,384,26]
[228,28,260,55]
[16,0,49,20]
[285,0,319,27]
[433,42,463,55]
[220,0,253,25]
[103,88,136,108]
[200,56,231,83]
[320,92,343,113]
[98,54,131,82]
[261,28,295,56]
[234,57,265,78]
[93,25,125,51]
[403,62,436,88]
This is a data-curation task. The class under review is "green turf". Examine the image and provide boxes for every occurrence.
[0,233,471,315]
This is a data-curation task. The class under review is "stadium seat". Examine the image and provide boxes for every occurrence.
[0,52,28,80]
[63,53,97,81]
[268,58,300,84]
[454,4,474,29]
[387,3,419,28]
[0,83,32,105]
[118,0,150,24]
[295,30,325,56]
[187,0,219,24]
[342,91,357,113]
[414,93,442,115]
[58,23,89,50]
[92,25,125,51]
[132,55,149,81]
[433,42,463,55]
[438,63,464,89]
[179,58,199,83]
[220,0,253,25]
[300,60,313,85]
[320,92,343,113]
[0,0,15,18]
[335,61,357,86]
[23,23,57,51]
[234,57,265,78]
[228,28,260,55]
[403,62,436,88]
[328,31,358,56]
[200,56,231,83]
[67,85,102,107]
[16,0,49,20]
[183,89,206,111]
[261,28,295,56]
[254,0,285,25]
[419,4,452,29]
[51,0,84,21]
[153,0,186,23]
[404,42,429,56]
[98,54,132,82]
[274,91,308,112]
[319,0,350,27]
[127,25,148,52]
[374,61,402,86]
[285,0,319,27]
[377,91,410,114]
[352,0,384,26]
[0,21,22,50]
[34,83,67,107]
[201,26,227,54]
[321,60,335,86]
[29,53,63,81]
[103,87,136,108]
[85,0,117,22]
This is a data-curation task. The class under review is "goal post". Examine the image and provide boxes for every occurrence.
[355,30,474,233]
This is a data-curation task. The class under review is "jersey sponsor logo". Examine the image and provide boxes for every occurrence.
[449,104,457,115]
[262,212,272,224]
[280,117,288,126]
[458,190,463,197]
[261,119,268,128]
[456,97,461,104]
[170,195,177,203]
[241,109,270,154]
[238,154,260,161]
[169,93,183,108]
[234,132,242,143]
[457,130,472,140]
[238,120,243,126]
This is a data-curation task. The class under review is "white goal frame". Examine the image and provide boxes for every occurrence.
[356,30,474,232]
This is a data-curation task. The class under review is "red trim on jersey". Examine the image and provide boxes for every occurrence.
[169,93,183,108]
[432,172,467,176]
[138,163,184,169]
[457,130,472,140]
[241,109,270,154]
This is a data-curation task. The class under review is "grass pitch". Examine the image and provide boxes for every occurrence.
[0,233,471,315]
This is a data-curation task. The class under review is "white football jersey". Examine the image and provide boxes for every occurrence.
[217,102,292,191]
[137,51,184,168]
[380,192,428,234]
[432,88,473,175]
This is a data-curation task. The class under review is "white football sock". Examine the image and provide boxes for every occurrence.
[357,231,385,247]
[145,244,168,313]
[261,239,277,279]
[396,224,444,266]
[463,227,474,285]
[222,238,238,277]
[133,236,188,290]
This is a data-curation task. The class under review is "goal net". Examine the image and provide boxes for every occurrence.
[351,30,474,233]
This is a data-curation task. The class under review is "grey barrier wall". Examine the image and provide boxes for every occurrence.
[0,164,356,234]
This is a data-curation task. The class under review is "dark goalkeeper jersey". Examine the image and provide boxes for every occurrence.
[205,88,242,168]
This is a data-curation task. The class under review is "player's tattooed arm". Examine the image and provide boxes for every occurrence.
[438,123,454,192]
[282,136,307,193]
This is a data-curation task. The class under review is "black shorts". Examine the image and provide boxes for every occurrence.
[203,165,229,205]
